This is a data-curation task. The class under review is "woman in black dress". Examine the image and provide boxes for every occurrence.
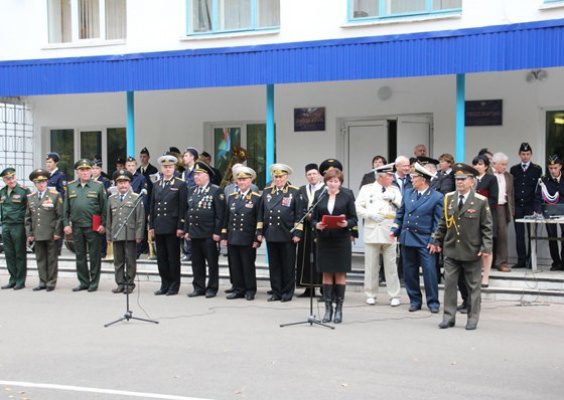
[311,168,358,323]
[473,155,499,287]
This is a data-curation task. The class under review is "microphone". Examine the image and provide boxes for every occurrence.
[320,186,328,196]
[139,188,148,197]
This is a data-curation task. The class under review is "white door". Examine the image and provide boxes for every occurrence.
[396,115,432,157]
[344,120,389,252]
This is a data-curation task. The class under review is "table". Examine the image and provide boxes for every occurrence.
[515,217,564,272]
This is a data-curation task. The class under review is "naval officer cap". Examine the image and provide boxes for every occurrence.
[374,162,395,175]
[234,166,256,181]
[452,163,479,179]
[548,154,562,165]
[112,169,133,182]
[318,159,343,175]
[1,167,16,178]
[29,169,50,182]
[270,163,293,176]
[74,159,93,170]
[46,152,61,163]
[157,152,178,166]
[410,162,436,180]
[519,142,532,153]
[185,147,199,159]
[194,161,215,177]
[416,156,439,166]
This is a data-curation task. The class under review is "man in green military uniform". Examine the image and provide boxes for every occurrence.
[25,169,63,291]
[0,168,30,290]
[106,170,145,294]
[63,159,107,292]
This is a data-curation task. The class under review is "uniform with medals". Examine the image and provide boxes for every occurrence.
[257,163,303,302]
[185,162,225,298]
[221,166,261,300]
[106,170,146,294]
[0,168,31,290]
[150,153,187,296]
[25,169,63,291]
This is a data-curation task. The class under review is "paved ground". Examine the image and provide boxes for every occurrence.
[0,274,563,400]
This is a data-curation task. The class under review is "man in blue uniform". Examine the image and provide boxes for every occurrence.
[45,152,68,198]
[510,142,543,269]
[390,162,444,313]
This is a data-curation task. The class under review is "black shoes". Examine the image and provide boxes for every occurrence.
[465,322,478,331]
[46,287,55,292]
[112,286,125,294]
[33,286,46,291]
[225,286,235,294]
[205,291,216,298]
[188,290,205,298]
[429,307,440,314]
[87,287,97,292]
[154,289,167,296]
[267,295,281,302]
[297,289,313,298]
[457,303,468,314]
[409,304,422,312]
[1,283,15,290]
[438,320,455,329]
[226,292,245,300]
[72,286,88,292]
[166,291,178,296]
[245,293,255,301]
[280,297,292,303]
[13,285,25,290]
[512,262,527,269]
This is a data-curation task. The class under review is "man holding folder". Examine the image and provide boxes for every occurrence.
[64,159,107,292]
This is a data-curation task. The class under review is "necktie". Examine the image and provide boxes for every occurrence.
[417,192,421,200]
[458,195,464,211]
[120,194,124,202]
[276,189,281,196]
[38,192,43,201]
[381,187,385,193]
[522,163,527,171]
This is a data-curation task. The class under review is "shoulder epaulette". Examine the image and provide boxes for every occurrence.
[91,180,103,184]
[175,177,185,182]
[474,193,487,201]
[228,192,238,197]
[130,192,139,198]
[251,192,261,197]
[68,179,77,184]
[27,192,36,197]
[49,189,58,194]
[532,164,542,169]
[264,185,274,190]
[288,185,300,190]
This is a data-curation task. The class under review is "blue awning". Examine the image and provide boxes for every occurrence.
[1,18,564,96]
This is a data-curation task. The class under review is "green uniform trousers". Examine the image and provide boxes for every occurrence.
[73,226,101,290]
[113,241,137,289]
[3,223,27,287]
[35,240,58,289]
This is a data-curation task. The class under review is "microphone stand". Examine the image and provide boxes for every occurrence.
[280,189,334,330]
[105,191,158,327]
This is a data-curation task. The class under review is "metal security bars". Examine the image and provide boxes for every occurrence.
[0,101,34,186]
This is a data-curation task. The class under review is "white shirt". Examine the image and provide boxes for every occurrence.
[495,172,507,205]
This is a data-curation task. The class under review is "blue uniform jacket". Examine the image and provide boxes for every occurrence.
[391,187,444,248]
[47,169,68,198]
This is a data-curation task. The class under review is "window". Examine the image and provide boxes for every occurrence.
[350,0,461,20]
[188,0,279,35]
[47,0,126,44]
[546,111,564,163]
[0,102,34,186]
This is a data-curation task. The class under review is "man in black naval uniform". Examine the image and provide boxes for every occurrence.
[510,142,543,269]
[536,155,564,271]
[184,161,225,298]
[221,166,262,300]
[150,152,187,296]
[137,147,159,195]
[257,163,303,302]
[45,152,68,198]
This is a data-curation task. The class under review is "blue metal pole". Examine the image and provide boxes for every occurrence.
[126,91,135,157]
[455,74,465,163]
[266,84,275,179]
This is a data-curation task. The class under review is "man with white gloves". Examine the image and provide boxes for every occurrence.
[356,163,402,306]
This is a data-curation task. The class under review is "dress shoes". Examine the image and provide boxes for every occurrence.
[166,291,178,296]
[33,286,46,291]
[409,304,422,312]
[46,287,55,292]
[1,283,16,290]
[72,286,88,292]
[13,285,25,290]
[205,291,217,298]
[481,283,489,288]
[245,293,255,301]
[280,296,292,303]
[87,287,97,292]
[267,295,281,302]
[224,286,235,294]
[267,289,273,295]
[123,288,134,295]
[188,290,205,298]
[298,289,312,298]
[457,303,468,314]
[465,322,478,331]
[429,307,440,314]
[226,292,245,300]
[438,320,455,329]
[497,265,511,272]
[112,286,125,294]
[154,289,167,296]
[512,262,527,269]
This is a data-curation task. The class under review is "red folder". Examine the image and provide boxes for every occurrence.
[92,214,102,231]
[322,215,345,228]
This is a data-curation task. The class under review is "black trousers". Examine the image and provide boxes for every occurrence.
[228,244,257,295]
[155,233,181,293]
[266,241,296,300]
[191,238,219,294]
[546,223,564,266]
[514,205,534,265]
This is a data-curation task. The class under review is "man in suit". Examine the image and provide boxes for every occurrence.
[45,152,68,198]
[390,162,443,313]
[392,156,412,194]
[149,152,187,296]
[25,169,63,292]
[414,144,427,157]
[296,163,324,297]
[359,155,387,189]
[200,151,223,187]
[106,170,145,294]
[356,163,402,307]
[431,164,493,330]
[510,142,542,269]
[536,155,564,271]
[184,161,225,298]
[492,152,514,272]
[257,163,303,302]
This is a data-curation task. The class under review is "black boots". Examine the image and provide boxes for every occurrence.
[322,284,333,323]
[333,285,346,324]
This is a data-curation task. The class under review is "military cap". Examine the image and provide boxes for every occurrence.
[46,152,61,162]
[74,159,93,169]
[0,167,16,178]
[126,156,136,163]
[318,159,343,175]
[452,163,479,179]
[116,157,126,165]
[410,162,436,180]
[305,163,318,173]
[416,156,439,166]
[169,146,181,154]
[112,169,133,182]
[478,148,492,157]
[140,147,150,155]
[270,163,293,176]
[185,147,199,159]
[234,166,256,181]
[200,151,211,159]
[194,161,215,177]
[374,162,395,175]
[157,152,178,166]
[92,158,103,167]
[519,142,532,153]
[29,169,50,182]
[548,154,562,165]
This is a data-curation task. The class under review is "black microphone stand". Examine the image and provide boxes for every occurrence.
[105,191,158,327]
[280,189,334,329]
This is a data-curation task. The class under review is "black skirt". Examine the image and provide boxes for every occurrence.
[316,235,352,273]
